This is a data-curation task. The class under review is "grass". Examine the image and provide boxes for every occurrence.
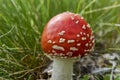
[0,0,120,79]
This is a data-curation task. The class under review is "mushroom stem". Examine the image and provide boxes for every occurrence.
[51,57,74,80]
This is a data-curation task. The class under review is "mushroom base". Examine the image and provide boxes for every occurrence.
[51,57,74,80]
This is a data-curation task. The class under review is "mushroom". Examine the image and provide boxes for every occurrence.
[41,12,95,80]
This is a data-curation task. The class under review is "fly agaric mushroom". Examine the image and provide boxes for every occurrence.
[41,12,95,80]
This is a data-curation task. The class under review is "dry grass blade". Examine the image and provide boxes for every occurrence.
[84,4,120,14]
[0,26,15,38]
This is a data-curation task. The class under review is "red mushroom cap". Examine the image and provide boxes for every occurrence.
[41,12,95,58]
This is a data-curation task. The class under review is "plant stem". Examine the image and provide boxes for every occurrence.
[51,57,74,80]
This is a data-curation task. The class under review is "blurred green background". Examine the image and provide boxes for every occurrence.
[0,0,120,80]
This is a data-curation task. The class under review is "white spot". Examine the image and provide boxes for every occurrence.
[74,14,79,17]
[53,41,56,44]
[77,43,81,46]
[90,36,94,40]
[80,32,82,35]
[84,53,88,56]
[78,54,81,57]
[66,52,73,56]
[81,16,84,19]
[58,31,65,36]
[81,37,86,40]
[89,43,92,46]
[87,34,90,37]
[61,56,66,58]
[52,50,56,53]
[75,20,79,24]
[59,38,66,43]
[90,36,92,40]
[83,33,86,35]
[82,25,86,30]
[62,56,67,58]
[76,34,80,37]
[54,53,58,56]
[70,47,78,51]
[60,53,65,56]
[71,16,74,20]
[85,43,89,47]
[92,39,95,43]
[73,57,77,59]
[52,45,65,51]
[84,49,90,52]
[87,24,91,28]
[90,47,94,51]
[67,40,75,44]
[48,40,52,43]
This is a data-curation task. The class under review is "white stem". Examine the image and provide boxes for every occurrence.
[51,57,74,80]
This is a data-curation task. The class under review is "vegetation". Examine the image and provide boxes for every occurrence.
[0,0,120,80]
